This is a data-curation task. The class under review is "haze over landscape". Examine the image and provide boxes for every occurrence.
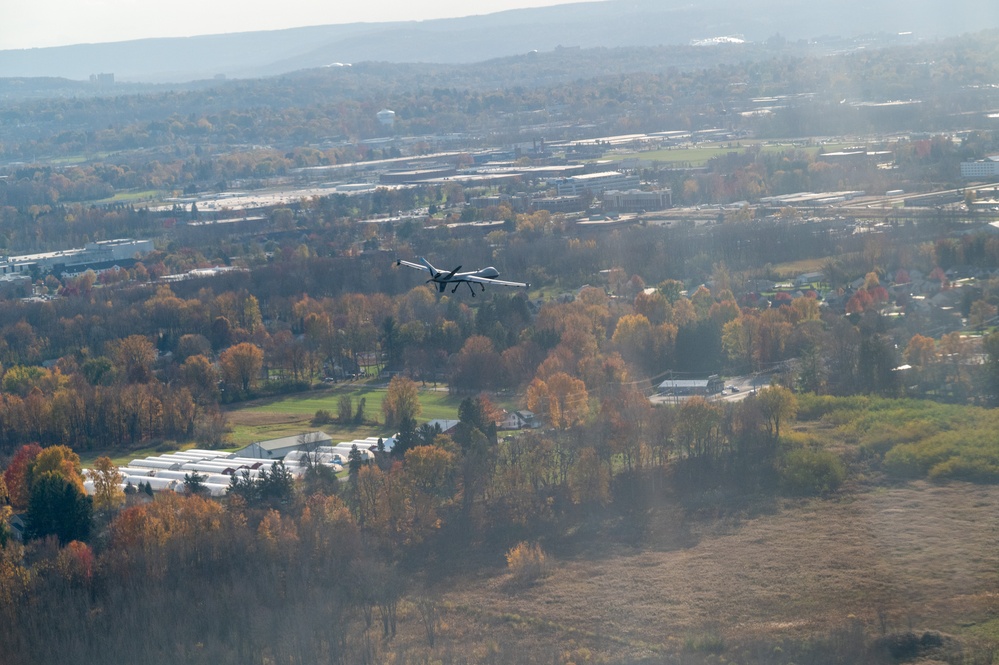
[6,1,999,664]
[2,0,601,50]
[3,0,999,82]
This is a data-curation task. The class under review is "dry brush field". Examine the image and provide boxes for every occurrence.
[422,481,999,663]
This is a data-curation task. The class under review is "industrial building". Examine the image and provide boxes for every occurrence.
[960,157,999,178]
[0,238,154,277]
[602,188,672,213]
[555,171,640,197]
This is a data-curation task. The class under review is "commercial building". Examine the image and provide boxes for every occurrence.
[530,195,587,213]
[960,157,999,178]
[555,171,640,197]
[657,376,724,396]
[602,188,672,213]
[0,238,154,277]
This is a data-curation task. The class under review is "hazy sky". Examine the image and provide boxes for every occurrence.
[2,0,596,50]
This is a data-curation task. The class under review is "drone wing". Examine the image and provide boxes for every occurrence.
[464,274,530,288]
[396,259,432,274]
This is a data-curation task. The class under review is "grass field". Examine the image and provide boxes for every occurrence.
[224,382,514,446]
[93,189,163,204]
[428,481,999,662]
[48,153,110,165]
[79,381,518,466]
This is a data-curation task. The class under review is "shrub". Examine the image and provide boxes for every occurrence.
[506,541,549,585]
[684,631,725,654]
[312,409,334,425]
[884,429,999,482]
[154,440,179,453]
[778,447,846,496]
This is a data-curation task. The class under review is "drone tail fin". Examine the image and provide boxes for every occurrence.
[419,257,439,278]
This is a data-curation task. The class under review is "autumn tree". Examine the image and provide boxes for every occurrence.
[658,279,685,304]
[218,342,264,393]
[903,334,936,368]
[450,335,504,391]
[612,313,654,368]
[405,445,456,540]
[29,445,85,494]
[179,354,220,403]
[2,365,49,397]
[3,443,42,510]
[527,372,590,430]
[755,385,798,442]
[382,375,421,429]
[676,396,723,458]
[90,456,125,513]
[110,334,157,383]
[405,445,456,498]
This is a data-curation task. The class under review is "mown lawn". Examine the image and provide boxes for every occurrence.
[80,382,521,466]
[224,382,519,447]
[94,189,163,204]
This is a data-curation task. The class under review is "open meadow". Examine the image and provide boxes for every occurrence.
[408,480,999,663]
[224,382,510,446]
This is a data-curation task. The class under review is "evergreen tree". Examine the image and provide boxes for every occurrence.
[227,470,258,503]
[417,422,443,447]
[259,462,295,502]
[183,471,208,495]
[354,397,366,424]
[25,473,92,544]
[391,416,417,457]
[455,396,498,450]
[347,444,365,475]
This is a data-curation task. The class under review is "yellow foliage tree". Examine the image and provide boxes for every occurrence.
[219,342,264,392]
[30,445,85,494]
[382,375,422,428]
[756,385,798,441]
[527,372,589,430]
[506,541,549,585]
[90,456,124,513]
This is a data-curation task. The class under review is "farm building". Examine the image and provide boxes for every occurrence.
[81,442,346,498]
[236,432,333,459]
[657,376,724,396]
[497,410,539,430]
[424,419,460,435]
